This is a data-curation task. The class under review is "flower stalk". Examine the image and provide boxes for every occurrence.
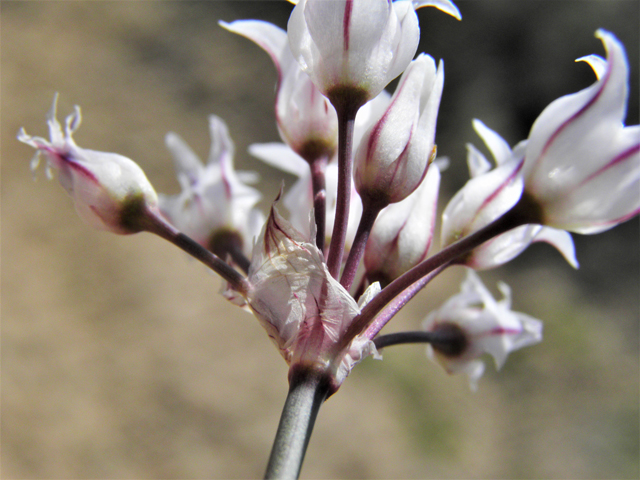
[310,155,329,252]
[141,210,250,295]
[340,200,383,291]
[334,205,529,356]
[326,102,360,278]
[264,366,331,480]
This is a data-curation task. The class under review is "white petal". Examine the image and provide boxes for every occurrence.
[472,119,513,166]
[249,142,309,177]
[219,20,289,75]
[524,30,630,198]
[531,226,579,268]
[466,143,492,178]
[441,157,524,246]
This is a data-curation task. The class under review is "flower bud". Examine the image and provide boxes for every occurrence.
[354,54,443,206]
[18,95,159,235]
[221,19,338,162]
[364,163,441,286]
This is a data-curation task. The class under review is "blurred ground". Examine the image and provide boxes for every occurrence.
[2,1,638,479]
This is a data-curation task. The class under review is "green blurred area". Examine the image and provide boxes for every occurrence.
[2,1,638,478]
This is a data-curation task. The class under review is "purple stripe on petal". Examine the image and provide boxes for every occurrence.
[45,147,100,185]
[578,143,640,188]
[343,0,354,52]
[471,160,524,227]
[535,56,613,167]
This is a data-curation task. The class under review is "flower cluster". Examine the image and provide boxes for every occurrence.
[18,0,638,398]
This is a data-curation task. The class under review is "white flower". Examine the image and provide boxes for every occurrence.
[248,91,390,248]
[440,120,526,247]
[522,30,639,234]
[442,119,578,270]
[158,115,264,259]
[220,19,338,161]
[423,270,543,390]
[354,54,444,205]
[18,94,159,235]
[287,0,459,106]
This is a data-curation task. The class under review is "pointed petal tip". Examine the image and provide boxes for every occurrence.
[413,0,462,20]
[575,54,607,80]
[47,93,60,122]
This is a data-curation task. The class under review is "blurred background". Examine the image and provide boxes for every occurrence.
[2,1,638,478]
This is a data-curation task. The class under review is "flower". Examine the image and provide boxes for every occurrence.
[364,162,441,286]
[245,198,380,390]
[220,19,338,162]
[440,121,526,247]
[247,90,391,248]
[521,30,640,234]
[354,54,443,206]
[18,94,159,235]
[423,270,543,390]
[441,119,578,270]
[287,0,459,107]
[158,115,264,260]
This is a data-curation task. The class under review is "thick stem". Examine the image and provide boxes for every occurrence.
[141,207,249,295]
[326,104,359,279]
[264,367,331,480]
[340,200,383,292]
[310,156,329,253]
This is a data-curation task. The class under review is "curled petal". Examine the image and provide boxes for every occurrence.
[412,0,461,20]
[466,225,578,270]
[472,119,513,166]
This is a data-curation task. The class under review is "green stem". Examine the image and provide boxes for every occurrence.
[264,367,330,480]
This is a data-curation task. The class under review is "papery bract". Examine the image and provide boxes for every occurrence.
[245,200,379,389]
[522,30,640,234]
[354,54,443,206]
[158,115,264,259]
[423,270,543,390]
[18,95,159,235]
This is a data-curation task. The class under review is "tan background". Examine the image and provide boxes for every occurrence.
[2,1,639,478]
